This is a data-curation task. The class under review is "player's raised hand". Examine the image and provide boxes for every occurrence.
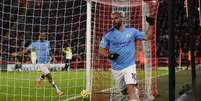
[146,16,154,25]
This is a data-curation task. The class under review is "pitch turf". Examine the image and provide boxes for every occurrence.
[156,67,201,101]
[0,71,86,101]
[0,68,194,101]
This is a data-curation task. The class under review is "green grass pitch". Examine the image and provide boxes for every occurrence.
[0,68,195,101]
[0,71,86,101]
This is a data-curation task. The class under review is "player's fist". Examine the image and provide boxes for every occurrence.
[108,53,119,60]
[146,16,154,25]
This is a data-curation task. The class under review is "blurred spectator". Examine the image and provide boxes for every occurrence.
[186,50,191,70]
[157,0,201,60]
[62,47,73,71]
[137,51,145,70]
[15,55,22,71]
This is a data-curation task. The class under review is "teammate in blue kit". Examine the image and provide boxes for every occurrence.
[99,12,154,101]
[12,33,64,96]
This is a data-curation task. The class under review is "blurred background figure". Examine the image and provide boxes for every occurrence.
[186,50,191,70]
[15,55,22,71]
[63,47,73,71]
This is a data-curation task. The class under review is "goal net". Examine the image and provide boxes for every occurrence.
[0,0,159,101]
[0,0,87,101]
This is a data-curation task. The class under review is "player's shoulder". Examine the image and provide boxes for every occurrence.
[31,41,39,45]
[103,27,115,37]
[44,41,50,46]
[45,40,50,43]
[125,27,140,35]
[125,26,137,31]
[40,40,50,44]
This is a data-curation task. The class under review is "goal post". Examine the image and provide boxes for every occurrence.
[86,0,93,100]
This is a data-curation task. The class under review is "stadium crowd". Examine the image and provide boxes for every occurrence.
[156,0,201,64]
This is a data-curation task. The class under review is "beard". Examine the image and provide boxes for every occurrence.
[114,23,121,30]
[113,20,122,30]
[39,38,46,41]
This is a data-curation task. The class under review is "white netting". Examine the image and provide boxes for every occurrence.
[0,0,159,101]
[0,0,87,101]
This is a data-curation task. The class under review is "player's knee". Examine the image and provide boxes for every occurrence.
[41,68,50,75]
[45,73,53,81]
[127,84,136,94]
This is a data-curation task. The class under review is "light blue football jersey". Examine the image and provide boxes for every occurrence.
[99,26,145,70]
[27,41,51,64]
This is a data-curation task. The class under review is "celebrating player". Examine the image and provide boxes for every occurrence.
[99,12,154,101]
[12,32,64,96]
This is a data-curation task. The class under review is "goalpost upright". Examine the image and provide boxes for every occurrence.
[86,0,93,99]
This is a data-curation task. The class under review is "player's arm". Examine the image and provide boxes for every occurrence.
[144,16,155,40]
[133,16,154,41]
[99,48,119,60]
[99,48,109,57]
[49,52,56,63]
[11,44,31,56]
[62,48,65,53]
[48,42,54,63]
[99,35,119,60]
[11,50,26,56]
[145,25,153,40]
[18,49,28,55]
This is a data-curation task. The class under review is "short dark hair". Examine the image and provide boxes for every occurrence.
[111,11,125,18]
[38,32,47,36]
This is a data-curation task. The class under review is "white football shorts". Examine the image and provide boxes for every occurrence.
[36,64,50,75]
[112,64,137,91]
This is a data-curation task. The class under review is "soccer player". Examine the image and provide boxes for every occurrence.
[62,47,73,71]
[99,12,154,101]
[12,33,64,96]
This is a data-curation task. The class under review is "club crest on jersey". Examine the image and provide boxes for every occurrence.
[126,33,131,39]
